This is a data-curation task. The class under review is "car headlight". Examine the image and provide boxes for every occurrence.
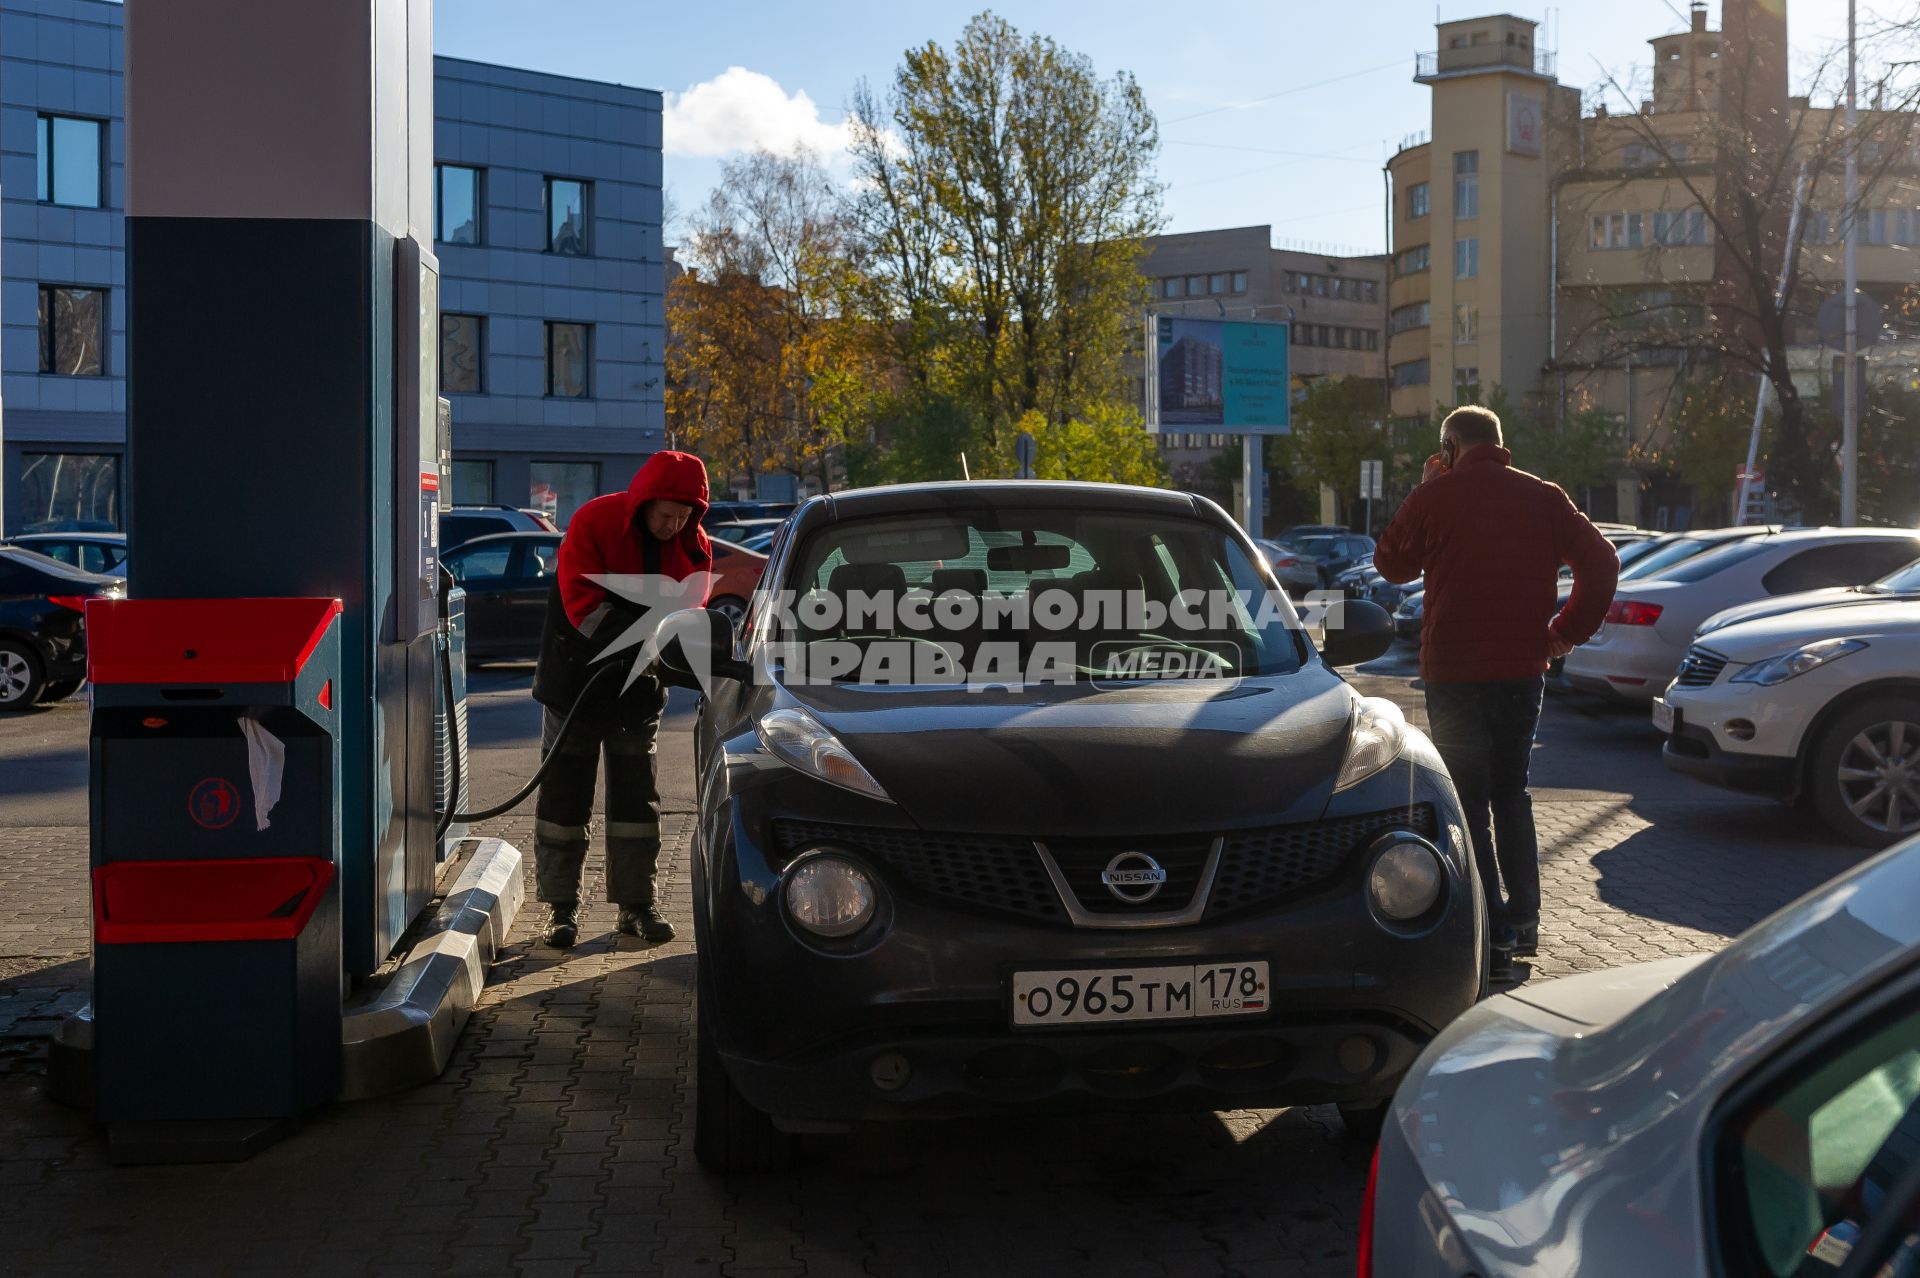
[1335,696,1407,792]
[1367,837,1445,922]
[1729,638,1867,686]
[785,854,877,938]
[756,706,892,802]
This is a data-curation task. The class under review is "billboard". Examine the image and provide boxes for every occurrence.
[1145,314,1291,435]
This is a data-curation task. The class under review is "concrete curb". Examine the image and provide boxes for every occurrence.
[339,837,524,1100]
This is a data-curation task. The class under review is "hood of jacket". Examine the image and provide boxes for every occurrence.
[625,450,713,565]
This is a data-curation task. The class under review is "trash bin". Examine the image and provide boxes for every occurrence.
[86,597,344,1123]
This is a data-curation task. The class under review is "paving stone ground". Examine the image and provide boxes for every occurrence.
[0,654,1866,1276]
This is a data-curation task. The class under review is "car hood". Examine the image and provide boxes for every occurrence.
[1387,837,1920,1278]
[1697,585,1878,635]
[1693,597,1920,661]
[780,666,1357,836]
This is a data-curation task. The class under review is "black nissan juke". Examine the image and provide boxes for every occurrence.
[671,481,1484,1171]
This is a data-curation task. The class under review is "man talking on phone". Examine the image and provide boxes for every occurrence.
[1373,405,1617,977]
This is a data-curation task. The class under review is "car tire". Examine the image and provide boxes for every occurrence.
[694,982,793,1174]
[0,641,46,711]
[1809,697,1920,848]
[37,678,82,703]
[1338,1100,1389,1144]
[708,595,749,633]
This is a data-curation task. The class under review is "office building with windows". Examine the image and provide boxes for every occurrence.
[0,0,665,533]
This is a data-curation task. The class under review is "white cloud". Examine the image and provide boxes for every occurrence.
[663,67,854,161]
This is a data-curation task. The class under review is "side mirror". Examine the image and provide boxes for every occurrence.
[654,607,752,690]
[1318,599,1394,669]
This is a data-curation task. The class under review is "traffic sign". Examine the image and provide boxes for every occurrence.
[1014,431,1036,479]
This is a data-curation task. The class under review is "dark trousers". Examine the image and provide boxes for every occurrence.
[1423,677,1544,933]
[533,703,664,907]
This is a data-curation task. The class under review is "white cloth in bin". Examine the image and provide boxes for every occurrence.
[238,717,287,832]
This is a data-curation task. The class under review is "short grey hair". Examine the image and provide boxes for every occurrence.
[1441,405,1503,448]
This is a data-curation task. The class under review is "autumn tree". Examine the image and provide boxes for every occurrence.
[846,12,1164,474]
[666,149,886,491]
[1289,377,1388,527]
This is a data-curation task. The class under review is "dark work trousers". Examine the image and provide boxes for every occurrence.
[1423,677,1545,933]
[533,699,665,908]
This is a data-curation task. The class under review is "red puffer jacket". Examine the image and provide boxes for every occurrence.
[1372,444,1618,684]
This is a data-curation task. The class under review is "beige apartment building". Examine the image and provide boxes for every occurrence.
[1387,2,1920,526]
[1141,225,1387,497]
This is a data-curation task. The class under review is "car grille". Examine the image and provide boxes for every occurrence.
[1673,646,1728,689]
[1206,805,1438,918]
[773,821,1064,921]
[772,803,1440,927]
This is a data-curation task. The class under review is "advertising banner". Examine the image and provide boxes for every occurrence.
[1146,314,1291,435]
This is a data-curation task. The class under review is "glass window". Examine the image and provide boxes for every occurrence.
[38,114,104,208]
[1660,538,1774,583]
[1164,277,1185,298]
[545,178,590,255]
[435,164,482,245]
[19,453,120,531]
[451,459,494,505]
[1209,273,1228,295]
[1454,366,1480,397]
[1763,541,1920,594]
[1313,275,1328,296]
[1720,996,1920,1277]
[38,287,106,376]
[446,542,513,582]
[1187,275,1206,295]
[1390,302,1430,334]
[1391,359,1431,388]
[545,322,590,398]
[1362,281,1379,302]
[441,313,484,394]
[1455,238,1479,278]
[529,461,599,528]
[1396,245,1431,276]
[1231,271,1248,293]
[1454,151,1479,219]
[1454,303,1479,343]
[1409,182,1431,218]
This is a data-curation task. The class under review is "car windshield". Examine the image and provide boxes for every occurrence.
[0,545,107,582]
[1867,556,1920,593]
[1621,536,1724,581]
[1290,537,1341,556]
[1655,538,1776,583]
[772,509,1306,683]
[1565,535,1666,581]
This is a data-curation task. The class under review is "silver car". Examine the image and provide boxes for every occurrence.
[1365,834,1920,1277]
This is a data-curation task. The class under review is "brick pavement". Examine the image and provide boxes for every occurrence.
[0,669,1870,1276]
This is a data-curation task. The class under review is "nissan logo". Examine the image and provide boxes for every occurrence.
[1100,851,1168,904]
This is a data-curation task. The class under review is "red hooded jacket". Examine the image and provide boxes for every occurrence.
[1372,443,1618,684]
[557,450,713,628]
[532,451,713,712]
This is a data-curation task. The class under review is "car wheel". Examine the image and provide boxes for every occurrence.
[37,679,82,703]
[1338,1100,1389,1143]
[0,641,46,710]
[708,595,749,633]
[1809,697,1920,848]
[694,982,793,1174]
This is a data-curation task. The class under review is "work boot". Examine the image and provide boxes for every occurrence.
[542,902,580,949]
[616,903,675,943]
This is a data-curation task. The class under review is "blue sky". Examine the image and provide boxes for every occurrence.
[436,0,1872,253]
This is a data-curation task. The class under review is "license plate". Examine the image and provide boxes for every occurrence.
[1651,697,1673,734]
[1011,961,1269,1027]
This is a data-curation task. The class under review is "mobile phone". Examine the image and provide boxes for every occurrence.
[1441,438,1457,468]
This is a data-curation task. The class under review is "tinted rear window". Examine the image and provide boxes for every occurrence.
[1659,539,1775,583]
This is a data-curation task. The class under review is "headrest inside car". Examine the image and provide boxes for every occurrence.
[988,544,1072,572]
[839,522,971,564]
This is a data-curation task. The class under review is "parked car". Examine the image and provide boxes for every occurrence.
[1364,832,1920,1278]
[0,546,125,708]
[705,541,769,631]
[1694,549,1920,639]
[705,500,796,527]
[673,480,1481,1172]
[738,529,780,555]
[441,532,561,664]
[1659,587,1920,846]
[1562,528,1920,703]
[2,531,127,575]
[1268,533,1376,594]
[440,505,552,552]
[1274,523,1351,541]
[517,508,561,532]
[1393,589,1424,644]
[709,517,786,546]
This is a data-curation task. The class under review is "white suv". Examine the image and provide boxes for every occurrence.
[1658,573,1920,846]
